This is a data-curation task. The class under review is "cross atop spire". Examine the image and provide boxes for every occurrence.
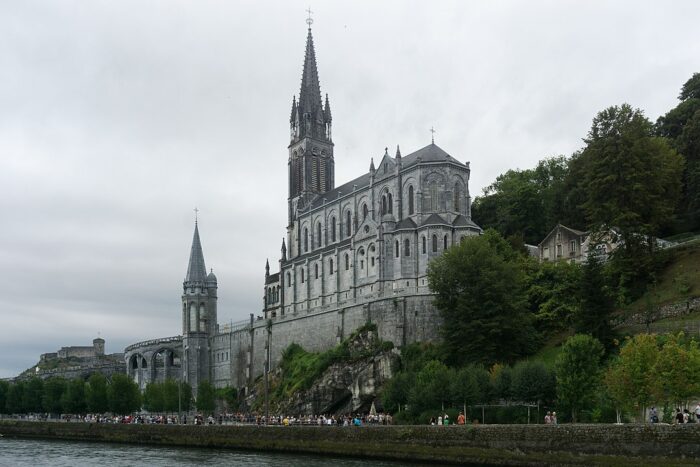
[306,7,313,29]
[194,207,199,224]
[430,126,436,144]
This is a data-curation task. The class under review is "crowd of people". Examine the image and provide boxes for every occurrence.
[650,405,700,424]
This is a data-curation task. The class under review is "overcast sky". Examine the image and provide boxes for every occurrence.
[1,0,698,378]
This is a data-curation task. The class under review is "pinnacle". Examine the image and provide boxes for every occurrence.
[185,223,207,283]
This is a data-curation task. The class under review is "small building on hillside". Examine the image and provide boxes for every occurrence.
[537,224,624,263]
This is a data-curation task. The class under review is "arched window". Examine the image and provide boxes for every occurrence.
[330,259,334,275]
[404,238,410,256]
[315,263,318,279]
[331,217,336,242]
[454,183,461,211]
[422,236,426,254]
[362,203,368,221]
[316,222,322,248]
[301,268,305,283]
[345,253,349,270]
[346,211,351,237]
[395,240,400,258]
[286,272,291,287]
[371,256,375,267]
[388,193,393,213]
[381,196,387,215]
[304,227,309,252]
[432,235,438,252]
[444,235,448,250]
[430,181,438,211]
[408,185,414,215]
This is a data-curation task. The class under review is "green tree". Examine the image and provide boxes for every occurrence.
[510,360,555,405]
[381,372,414,414]
[472,156,571,245]
[216,386,238,412]
[579,104,683,240]
[450,365,488,414]
[555,334,605,422]
[0,380,9,413]
[23,377,44,413]
[526,259,582,332]
[652,333,700,407]
[85,373,109,413]
[575,253,615,349]
[428,230,536,366]
[108,374,141,414]
[490,363,513,401]
[603,334,659,422]
[143,382,165,412]
[196,380,216,414]
[6,382,26,414]
[162,379,182,412]
[61,378,86,414]
[42,377,67,414]
[179,382,193,412]
[408,360,454,415]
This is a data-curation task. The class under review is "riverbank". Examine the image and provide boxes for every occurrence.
[1,421,699,466]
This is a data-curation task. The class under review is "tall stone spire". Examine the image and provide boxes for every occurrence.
[298,28,323,119]
[185,222,207,283]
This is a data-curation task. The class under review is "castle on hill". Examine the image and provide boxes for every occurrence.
[122,24,481,396]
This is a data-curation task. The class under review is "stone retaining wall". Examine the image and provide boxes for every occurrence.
[1,421,699,465]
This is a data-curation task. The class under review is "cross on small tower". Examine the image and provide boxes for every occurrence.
[194,207,199,224]
[306,7,314,28]
[430,126,436,144]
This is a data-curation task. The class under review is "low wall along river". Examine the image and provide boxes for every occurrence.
[1,421,699,465]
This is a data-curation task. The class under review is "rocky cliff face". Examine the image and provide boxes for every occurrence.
[253,329,399,415]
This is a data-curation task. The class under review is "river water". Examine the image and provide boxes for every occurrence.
[0,437,425,466]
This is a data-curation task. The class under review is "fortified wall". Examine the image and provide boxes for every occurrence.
[210,293,440,390]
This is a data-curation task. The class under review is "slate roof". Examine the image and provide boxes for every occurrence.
[394,217,418,230]
[421,213,449,227]
[305,143,462,211]
[452,214,481,229]
[185,223,207,283]
[266,272,280,285]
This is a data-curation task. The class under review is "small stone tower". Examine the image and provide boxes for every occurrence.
[181,220,218,396]
[92,337,105,357]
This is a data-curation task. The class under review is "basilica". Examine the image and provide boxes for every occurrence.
[123,25,481,396]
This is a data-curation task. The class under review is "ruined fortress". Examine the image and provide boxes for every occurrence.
[123,25,481,395]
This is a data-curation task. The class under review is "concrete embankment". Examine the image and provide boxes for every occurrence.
[1,421,699,466]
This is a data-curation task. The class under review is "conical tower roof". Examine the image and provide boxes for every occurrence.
[185,222,207,283]
[298,28,323,118]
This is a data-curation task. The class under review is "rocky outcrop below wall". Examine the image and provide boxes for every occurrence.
[615,296,700,327]
[1,421,699,465]
[279,330,398,415]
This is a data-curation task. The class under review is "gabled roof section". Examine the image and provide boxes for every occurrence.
[538,223,588,247]
[395,218,418,230]
[185,223,207,283]
[402,143,463,168]
[421,213,449,227]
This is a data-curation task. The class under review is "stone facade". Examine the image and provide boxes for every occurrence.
[123,26,481,396]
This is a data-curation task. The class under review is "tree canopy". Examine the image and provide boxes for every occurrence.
[427,230,536,366]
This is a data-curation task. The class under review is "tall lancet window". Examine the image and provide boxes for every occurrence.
[304,227,309,252]
[408,185,414,215]
[454,183,461,211]
[331,217,336,242]
[316,222,322,248]
[346,211,351,237]
[189,303,197,332]
[430,182,438,212]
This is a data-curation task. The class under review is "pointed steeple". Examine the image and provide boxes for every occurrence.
[395,145,401,159]
[290,95,297,123]
[370,157,376,173]
[185,222,207,283]
[265,259,270,277]
[298,28,324,122]
[324,93,332,122]
[281,238,287,261]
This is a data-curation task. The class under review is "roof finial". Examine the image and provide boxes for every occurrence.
[306,7,313,29]
[430,126,436,144]
[194,207,199,224]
